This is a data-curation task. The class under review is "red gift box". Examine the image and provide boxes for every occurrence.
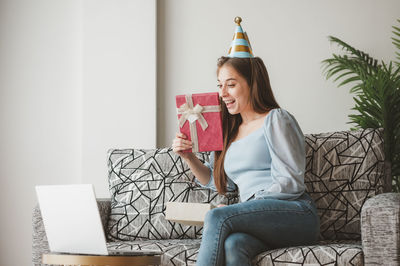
[176,92,223,152]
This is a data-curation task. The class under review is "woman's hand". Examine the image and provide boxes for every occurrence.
[172,133,212,185]
[172,132,212,185]
[217,204,226,208]
[172,132,194,160]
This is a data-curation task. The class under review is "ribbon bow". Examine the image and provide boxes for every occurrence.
[177,103,209,130]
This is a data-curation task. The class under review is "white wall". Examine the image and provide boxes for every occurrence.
[82,0,156,197]
[0,0,156,265]
[157,0,400,147]
[0,1,82,265]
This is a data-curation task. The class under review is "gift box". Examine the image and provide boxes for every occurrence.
[175,92,223,152]
[165,202,215,226]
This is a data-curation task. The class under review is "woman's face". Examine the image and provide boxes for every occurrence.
[217,64,251,115]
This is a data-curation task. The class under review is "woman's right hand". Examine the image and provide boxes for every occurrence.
[172,132,211,186]
[172,132,194,160]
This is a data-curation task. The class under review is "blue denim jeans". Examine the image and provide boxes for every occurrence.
[196,192,320,266]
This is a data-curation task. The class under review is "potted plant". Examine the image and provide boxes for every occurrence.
[322,19,400,192]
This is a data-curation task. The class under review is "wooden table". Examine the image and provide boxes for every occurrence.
[42,253,161,266]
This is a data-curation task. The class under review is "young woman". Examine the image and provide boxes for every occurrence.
[172,18,320,266]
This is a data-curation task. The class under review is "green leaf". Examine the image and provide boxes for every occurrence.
[323,21,400,191]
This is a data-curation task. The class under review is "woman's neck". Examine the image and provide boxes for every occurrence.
[240,110,266,125]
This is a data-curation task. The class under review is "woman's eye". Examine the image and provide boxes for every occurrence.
[228,84,235,87]
[217,84,222,89]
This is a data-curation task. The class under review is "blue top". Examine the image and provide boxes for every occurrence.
[196,108,306,202]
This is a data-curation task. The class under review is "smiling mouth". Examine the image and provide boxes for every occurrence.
[224,100,235,108]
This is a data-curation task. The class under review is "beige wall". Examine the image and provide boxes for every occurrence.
[157,0,400,147]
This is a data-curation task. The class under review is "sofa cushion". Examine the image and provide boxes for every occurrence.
[107,239,363,266]
[107,148,239,241]
[254,240,363,266]
[107,239,201,266]
[304,128,386,241]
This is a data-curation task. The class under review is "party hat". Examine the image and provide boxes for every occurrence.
[228,17,254,58]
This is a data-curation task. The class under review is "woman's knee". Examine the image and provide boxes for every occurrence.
[224,233,248,252]
[204,206,229,226]
[224,233,254,266]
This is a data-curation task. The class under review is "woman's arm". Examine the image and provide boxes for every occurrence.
[172,132,236,192]
[182,153,212,186]
[262,108,306,198]
[172,132,211,185]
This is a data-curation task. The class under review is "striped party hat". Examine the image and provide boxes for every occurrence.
[228,17,254,58]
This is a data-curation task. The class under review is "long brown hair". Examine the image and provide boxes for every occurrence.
[213,56,280,194]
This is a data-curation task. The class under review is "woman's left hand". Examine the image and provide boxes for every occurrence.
[216,204,226,208]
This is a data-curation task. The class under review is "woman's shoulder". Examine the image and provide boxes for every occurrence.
[265,107,293,122]
[263,107,299,130]
[263,106,305,137]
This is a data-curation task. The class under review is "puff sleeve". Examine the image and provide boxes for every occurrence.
[261,108,306,199]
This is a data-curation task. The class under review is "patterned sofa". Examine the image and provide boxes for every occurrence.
[32,128,400,265]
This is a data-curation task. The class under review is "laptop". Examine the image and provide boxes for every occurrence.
[35,184,161,256]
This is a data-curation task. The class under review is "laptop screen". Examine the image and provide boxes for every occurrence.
[35,184,109,255]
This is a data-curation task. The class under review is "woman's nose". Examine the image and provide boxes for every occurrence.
[219,85,227,97]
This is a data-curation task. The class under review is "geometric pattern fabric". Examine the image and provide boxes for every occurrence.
[107,148,238,241]
[304,128,385,241]
[107,239,201,266]
[106,239,364,266]
[254,239,364,266]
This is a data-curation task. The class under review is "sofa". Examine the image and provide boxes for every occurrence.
[32,127,400,265]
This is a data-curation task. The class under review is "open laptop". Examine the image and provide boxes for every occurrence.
[35,184,161,256]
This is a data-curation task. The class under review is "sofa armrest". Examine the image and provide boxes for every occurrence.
[97,198,112,235]
[32,198,111,265]
[32,203,50,265]
[361,193,400,265]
